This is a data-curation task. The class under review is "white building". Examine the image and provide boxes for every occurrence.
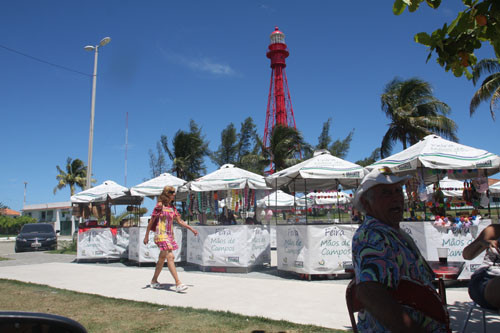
[22,201,76,235]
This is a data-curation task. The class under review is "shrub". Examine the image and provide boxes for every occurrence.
[0,216,37,234]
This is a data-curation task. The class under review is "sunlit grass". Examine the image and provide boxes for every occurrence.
[0,279,345,333]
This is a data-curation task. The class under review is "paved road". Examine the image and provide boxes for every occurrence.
[0,240,76,267]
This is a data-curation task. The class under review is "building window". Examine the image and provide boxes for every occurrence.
[41,211,46,222]
[47,210,54,221]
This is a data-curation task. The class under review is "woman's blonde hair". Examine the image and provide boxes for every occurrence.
[158,185,175,205]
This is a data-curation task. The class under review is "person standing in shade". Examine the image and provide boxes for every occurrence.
[144,186,198,292]
[351,167,445,332]
[463,224,500,312]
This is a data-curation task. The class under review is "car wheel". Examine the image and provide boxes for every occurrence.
[14,247,19,253]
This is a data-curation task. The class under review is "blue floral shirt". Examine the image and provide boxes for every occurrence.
[352,216,445,332]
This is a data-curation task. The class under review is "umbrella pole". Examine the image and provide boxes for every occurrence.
[275,184,278,224]
[275,178,278,225]
[305,178,308,224]
[337,187,341,223]
[484,170,491,217]
[293,181,296,223]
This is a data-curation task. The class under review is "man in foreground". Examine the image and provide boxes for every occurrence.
[351,168,445,332]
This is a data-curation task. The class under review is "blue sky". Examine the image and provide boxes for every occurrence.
[1,1,498,212]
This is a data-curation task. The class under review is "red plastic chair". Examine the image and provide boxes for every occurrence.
[345,278,451,333]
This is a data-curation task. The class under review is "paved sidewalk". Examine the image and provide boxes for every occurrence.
[0,262,499,331]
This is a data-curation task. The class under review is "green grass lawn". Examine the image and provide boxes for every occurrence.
[0,279,347,333]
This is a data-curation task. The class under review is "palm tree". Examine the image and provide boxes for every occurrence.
[470,58,500,120]
[53,157,89,196]
[268,125,305,172]
[160,120,210,181]
[380,77,458,158]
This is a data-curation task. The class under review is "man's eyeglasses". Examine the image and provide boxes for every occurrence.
[167,190,175,195]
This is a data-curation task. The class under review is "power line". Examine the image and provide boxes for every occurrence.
[0,43,91,77]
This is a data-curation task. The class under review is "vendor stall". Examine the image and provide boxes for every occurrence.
[127,173,187,264]
[367,135,500,218]
[368,134,500,184]
[184,164,272,271]
[186,224,270,272]
[401,219,491,279]
[265,150,366,277]
[71,180,143,262]
[128,217,186,264]
[256,190,310,248]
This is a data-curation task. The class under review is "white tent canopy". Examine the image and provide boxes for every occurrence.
[71,180,142,204]
[307,191,353,205]
[367,135,500,185]
[265,150,366,192]
[425,177,465,198]
[186,164,270,192]
[130,173,186,197]
[490,181,500,196]
[257,190,310,208]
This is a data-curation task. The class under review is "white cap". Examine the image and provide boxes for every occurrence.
[353,167,411,212]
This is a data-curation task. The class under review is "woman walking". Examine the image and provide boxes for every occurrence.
[144,185,198,292]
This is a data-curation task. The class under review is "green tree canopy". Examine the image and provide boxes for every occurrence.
[393,0,500,78]
[211,123,238,167]
[236,117,259,163]
[470,57,500,119]
[53,157,90,196]
[160,120,210,181]
[148,142,167,178]
[268,125,305,172]
[311,118,354,159]
[355,148,381,167]
[380,77,458,158]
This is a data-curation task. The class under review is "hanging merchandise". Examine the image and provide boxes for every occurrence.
[197,192,202,214]
[231,190,236,211]
[472,176,489,193]
[238,190,244,209]
[418,178,428,201]
[213,191,218,216]
[226,190,231,212]
[480,192,489,207]
[205,192,211,214]
[186,192,191,216]
[244,187,249,210]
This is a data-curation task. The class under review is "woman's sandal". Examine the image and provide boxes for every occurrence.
[175,284,188,292]
[150,282,161,289]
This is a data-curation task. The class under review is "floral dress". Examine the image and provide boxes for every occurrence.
[152,204,179,251]
[352,216,446,332]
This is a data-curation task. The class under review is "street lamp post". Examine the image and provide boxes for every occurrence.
[23,181,27,208]
[84,37,111,189]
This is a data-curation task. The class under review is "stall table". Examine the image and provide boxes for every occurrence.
[187,224,270,272]
[77,227,129,262]
[400,219,491,279]
[128,225,186,264]
[276,223,358,278]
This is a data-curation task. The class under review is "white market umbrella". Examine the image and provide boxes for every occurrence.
[257,190,310,208]
[368,135,500,184]
[425,177,465,198]
[187,164,270,192]
[307,191,353,205]
[130,173,186,197]
[265,150,367,192]
[71,180,141,204]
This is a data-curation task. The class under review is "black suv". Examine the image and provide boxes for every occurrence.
[15,223,58,253]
